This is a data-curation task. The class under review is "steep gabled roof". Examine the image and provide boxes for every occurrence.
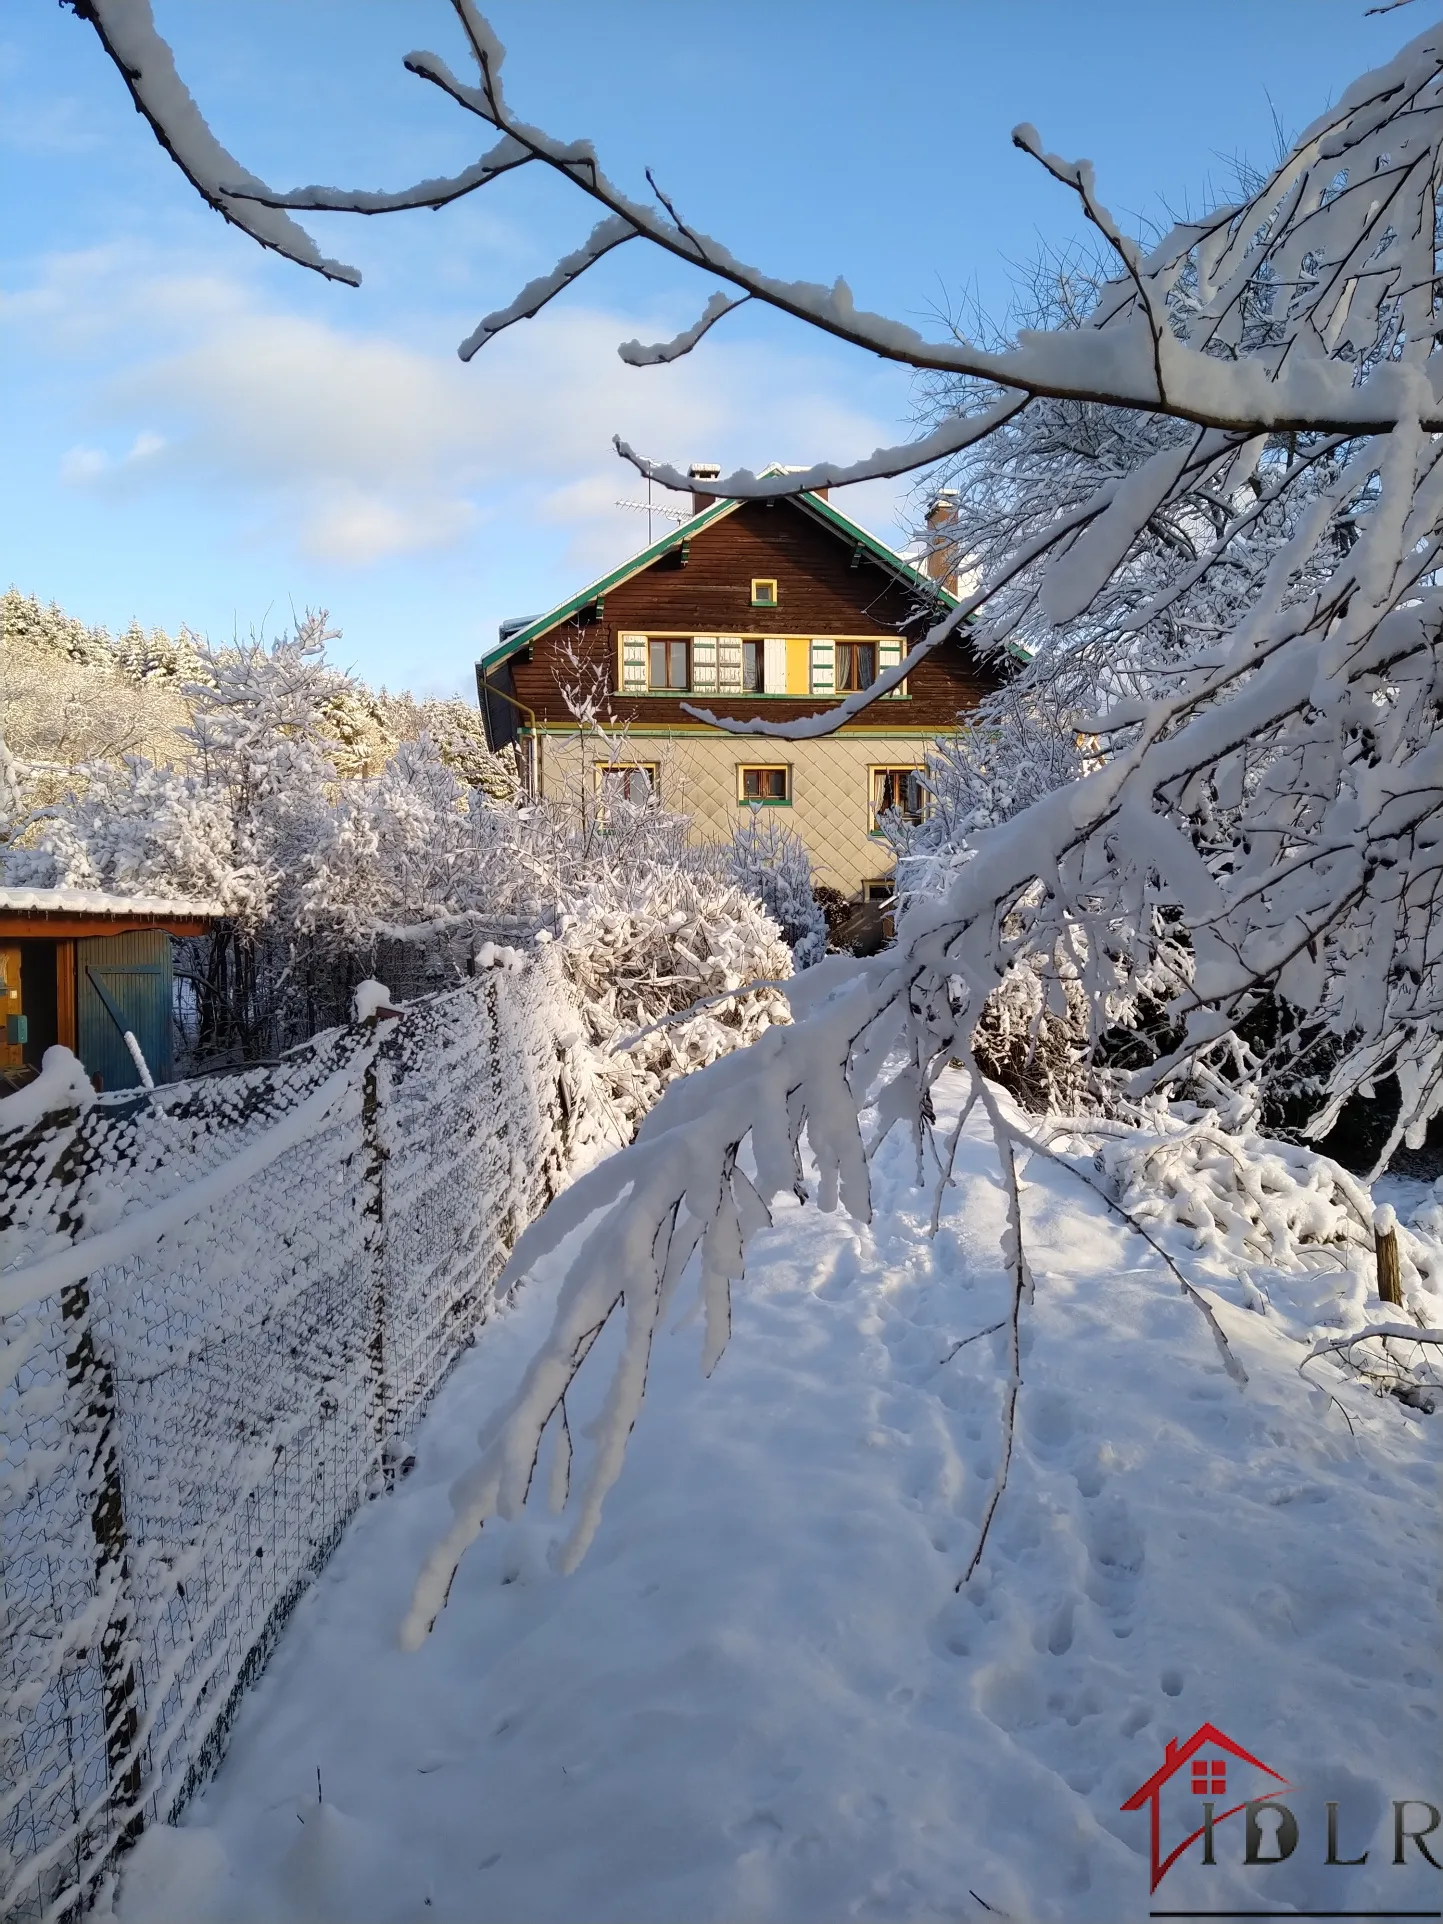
[477,487,957,672]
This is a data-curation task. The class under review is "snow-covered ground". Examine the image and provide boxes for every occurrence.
[114,1075,1441,1923]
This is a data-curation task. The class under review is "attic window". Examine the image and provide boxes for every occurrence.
[750,578,778,608]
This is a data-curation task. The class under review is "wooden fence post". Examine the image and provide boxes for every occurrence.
[361,1019,393,1490]
[1374,1204,1403,1307]
[61,1276,143,1852]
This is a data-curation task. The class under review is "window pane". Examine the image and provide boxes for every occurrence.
[668,640,689,689]
[837,642,878,692]
[742,640,764,692]
[649,640,666,688]
[742,767,788,801]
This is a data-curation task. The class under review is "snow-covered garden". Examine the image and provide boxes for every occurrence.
[4,4,1443,1919]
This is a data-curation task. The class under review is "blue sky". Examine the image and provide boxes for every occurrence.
[0,2,1423,697]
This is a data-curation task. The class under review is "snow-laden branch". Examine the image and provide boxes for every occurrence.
[95,3,1443,436]
[66,0,361,284]
[618,292,750,366]
[1308,1324,1443,1356]
[459,216,637,358]
[230,132,532,214]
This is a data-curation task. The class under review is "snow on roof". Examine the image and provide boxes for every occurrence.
[0,887,224,919]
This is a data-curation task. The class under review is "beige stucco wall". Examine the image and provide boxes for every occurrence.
[537,728,933,896]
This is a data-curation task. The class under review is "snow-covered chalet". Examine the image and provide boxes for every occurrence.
[474,468,1003,901]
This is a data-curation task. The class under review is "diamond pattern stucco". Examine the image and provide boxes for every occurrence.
[540,730,932,895]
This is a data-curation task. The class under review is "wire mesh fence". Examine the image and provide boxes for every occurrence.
[0,960,573,1922]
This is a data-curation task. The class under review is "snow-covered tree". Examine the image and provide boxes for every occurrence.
[73,5,1443,1608]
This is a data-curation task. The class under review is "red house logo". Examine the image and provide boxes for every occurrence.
[1121,1722,1290,1891]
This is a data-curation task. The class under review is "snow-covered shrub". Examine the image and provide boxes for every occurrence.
[553,871,792,1133]
[970,957,1091,1115]
[726,808,827,968]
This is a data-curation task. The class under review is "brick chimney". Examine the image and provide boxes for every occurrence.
[923,488,962,595]
[688,462,722,517]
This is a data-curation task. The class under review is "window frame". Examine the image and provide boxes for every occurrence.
[595,761,661,804]
[750,577,779,609]
[647,637,691,691]
[736,763,792,806]
[868,764,926,832]
[836,640,879,693]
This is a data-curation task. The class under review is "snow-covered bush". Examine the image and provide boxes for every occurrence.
[726,808,827,968]
[552,872,792,1133]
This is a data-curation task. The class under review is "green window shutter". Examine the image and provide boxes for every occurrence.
[691,635,718,691]
[620,632,648,692]
[717,636,744,690]
[878,637,906,698]
[809,637,835,695]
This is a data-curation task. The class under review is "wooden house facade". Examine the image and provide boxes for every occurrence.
[475,480,1002,898]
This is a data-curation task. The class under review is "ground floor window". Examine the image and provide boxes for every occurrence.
[870,765,925,829]
[738,764,791,804]
[596,762,659,802]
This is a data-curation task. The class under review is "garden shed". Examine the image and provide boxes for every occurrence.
[0,888,222,1094]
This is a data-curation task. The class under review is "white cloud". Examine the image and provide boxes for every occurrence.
[60,445,108,483]
[11,242,917,573]
[58,428,165,484]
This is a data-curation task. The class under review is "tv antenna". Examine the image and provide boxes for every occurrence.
[615,471,690,544]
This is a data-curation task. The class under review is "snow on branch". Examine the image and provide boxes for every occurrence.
[459,216,637,359]
[65,0,361,284]
[618,292,751,366]
[82,7,1443,434]
[228,134,533,215]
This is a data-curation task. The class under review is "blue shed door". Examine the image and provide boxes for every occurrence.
[76,931,174,1091]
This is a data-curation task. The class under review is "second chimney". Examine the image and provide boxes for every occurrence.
[924,489,962,595]
[688,462,722,517]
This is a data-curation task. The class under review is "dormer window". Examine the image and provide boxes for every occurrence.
[750,578,778,608]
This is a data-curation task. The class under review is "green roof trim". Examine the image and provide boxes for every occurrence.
[476,486,959,673]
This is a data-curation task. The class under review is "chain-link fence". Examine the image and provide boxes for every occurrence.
[0,961,574,1923]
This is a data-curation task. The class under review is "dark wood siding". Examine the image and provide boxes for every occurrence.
[508,498,1004,732]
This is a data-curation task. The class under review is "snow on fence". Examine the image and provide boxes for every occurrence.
[0,962,574,1922]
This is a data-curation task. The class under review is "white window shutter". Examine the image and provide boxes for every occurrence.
[763,636,787,694]
[691,635,718,690]
[809,638,835,695]
[878,637,906,698]
[620,632,648,692]
[717,636,744,690]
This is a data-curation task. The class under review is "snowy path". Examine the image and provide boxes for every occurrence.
[117,1077,1441,1923]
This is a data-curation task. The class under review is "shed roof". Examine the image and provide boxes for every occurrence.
[0,887,223,930]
